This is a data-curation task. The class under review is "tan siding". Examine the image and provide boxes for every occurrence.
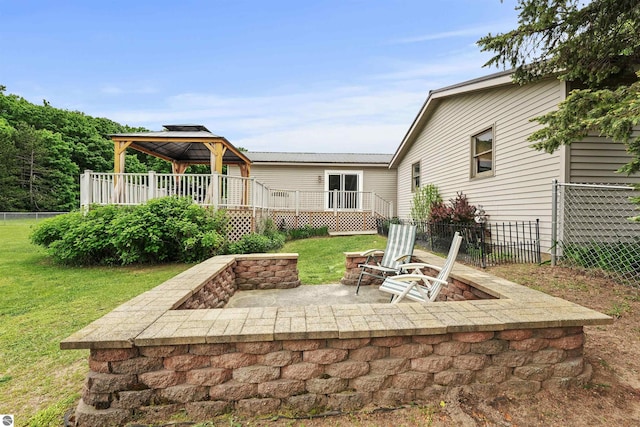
[229,164,397,215]
[397,78,564,252]
[569,129,640,184]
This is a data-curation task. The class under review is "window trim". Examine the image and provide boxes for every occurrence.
[470,126,495,179]
[411,161,421,192]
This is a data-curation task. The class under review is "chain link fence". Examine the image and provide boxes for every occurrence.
[0,212,67,224]
[552,181,640,286]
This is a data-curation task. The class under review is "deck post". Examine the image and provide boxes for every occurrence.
[80,170,92,213]
[252,178,257,217]
[212,173,219,209]
[370,192,375,215]
[147,171,156,201]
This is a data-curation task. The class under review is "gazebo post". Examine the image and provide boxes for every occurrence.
[171,162,189,196]
[204,142,228,207]
[113,140,133,203]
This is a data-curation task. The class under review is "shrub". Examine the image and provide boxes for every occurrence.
[228,232,285,254]
[563,242,639,275]
[31,205,122,265]
[285,224,329,240]
[30,211,84,247]
[109,198,228,264]
[428,201,453,224]
[449,192,477,223]
[410,184,442,222]
[256,217,280,237]
[30,197,229,265]
[428,191,484,224]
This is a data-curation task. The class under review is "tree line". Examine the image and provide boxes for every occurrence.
[0,86,171,211]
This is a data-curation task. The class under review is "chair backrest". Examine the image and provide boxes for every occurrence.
[380,223,417,270]
[428,231,463,302]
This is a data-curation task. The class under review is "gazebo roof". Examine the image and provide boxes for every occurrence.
[110,124,250,166]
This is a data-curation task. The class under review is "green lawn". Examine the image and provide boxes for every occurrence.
[0,222,384,426]
[0,221,191,426]
[278,233,386,284]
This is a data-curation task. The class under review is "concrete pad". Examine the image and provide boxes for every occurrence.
[225,284,390,308]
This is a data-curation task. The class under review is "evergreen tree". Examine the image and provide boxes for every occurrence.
[478,0,640,173]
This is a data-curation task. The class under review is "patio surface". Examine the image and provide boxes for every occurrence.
[225,283,391,308]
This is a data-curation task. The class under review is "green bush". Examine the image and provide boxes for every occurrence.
[285,224,329,240]
[410,184,442,222]
[228,232,285,254]
[563,242,639,274]
[32,205,122,265]
[30,211,84,247]
[30,197,229,265]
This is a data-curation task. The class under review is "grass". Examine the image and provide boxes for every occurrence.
[278,234,386,284]
[0,220,191,426]
[1,222,383,426]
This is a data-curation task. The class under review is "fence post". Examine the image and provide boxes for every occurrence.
[535,218,541,264]
[480,222,487,268]
[551,179,558,266]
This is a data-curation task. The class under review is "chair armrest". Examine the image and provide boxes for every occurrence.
[387,273,448,286]
[361,249,384,256]
[400,263,443,272]
[394,253,413,262]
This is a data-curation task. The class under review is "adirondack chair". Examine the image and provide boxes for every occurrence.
[379,231,463,303]
[355,223,417,295]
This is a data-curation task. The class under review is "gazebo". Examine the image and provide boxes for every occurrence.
[110,124,251,177]
[99,125,254,208]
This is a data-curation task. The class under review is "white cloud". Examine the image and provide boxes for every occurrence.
[100,83,159,96]
[98,46,504,154]
[390,21,515,45]
[100,86,124,95]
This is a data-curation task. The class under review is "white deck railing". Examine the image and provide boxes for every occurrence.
[80,171,392,218]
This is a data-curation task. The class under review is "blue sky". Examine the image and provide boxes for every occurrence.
[0,0,520,153]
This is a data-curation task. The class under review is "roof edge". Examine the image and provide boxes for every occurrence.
[390,69,516,168]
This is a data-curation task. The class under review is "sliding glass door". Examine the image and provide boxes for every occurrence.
[325,170,362,210]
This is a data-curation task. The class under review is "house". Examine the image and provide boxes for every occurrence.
[390,70,640,252]
[227,152,397,231]
[230,151,395,211]
[83,125,396,236]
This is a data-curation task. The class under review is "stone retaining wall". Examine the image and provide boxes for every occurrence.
[234,256,300,290]
[63,249,611,426]
[78,327,589,426]
[178,255,300,310]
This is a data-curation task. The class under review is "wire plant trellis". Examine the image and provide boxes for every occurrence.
[552,180,640,287]
[380,219,541,268]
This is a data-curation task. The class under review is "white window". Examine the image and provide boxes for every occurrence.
[411,161,421,192]
[324,170,363,210]
[471,127,494,178]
